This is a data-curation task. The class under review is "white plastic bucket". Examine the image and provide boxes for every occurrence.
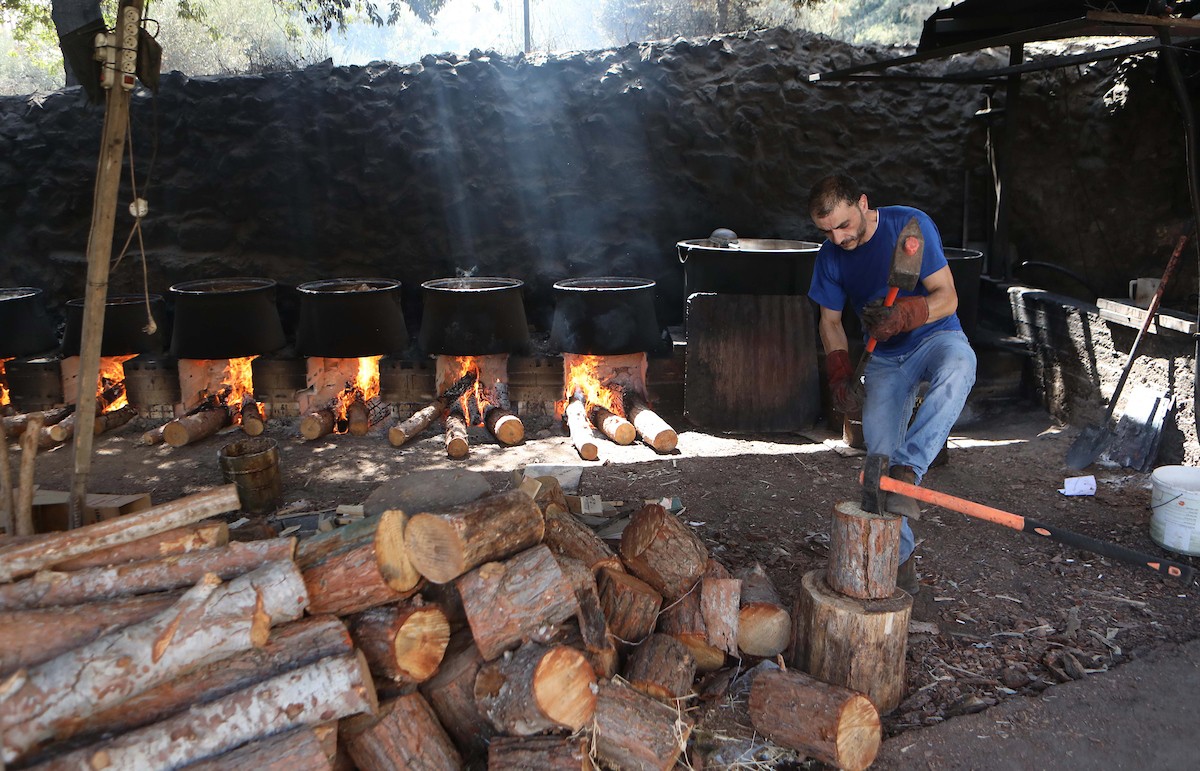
[1149,465,1200,556]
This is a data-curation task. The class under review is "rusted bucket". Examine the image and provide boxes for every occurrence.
[217,437,281,514]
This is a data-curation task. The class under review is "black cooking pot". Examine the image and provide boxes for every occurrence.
[61,294,168,357]
[677,237,822,298]
[296,278,408,358]
[0,287,59,358]
[169,278,286,359]
[945,248,983,340]
[418,277,530,356]
[550,277,661,355]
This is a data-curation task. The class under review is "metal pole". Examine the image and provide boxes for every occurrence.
[990,43,1023,281]
[523,0,531,53]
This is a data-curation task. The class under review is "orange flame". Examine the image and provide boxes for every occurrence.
[333,356,382,431]
[97,355,137,412]
[560,355,624,418]
[220,356,257,409]
[0,358,10,407]
[447,356,493,426]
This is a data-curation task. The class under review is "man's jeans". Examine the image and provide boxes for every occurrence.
[863,330,977,562]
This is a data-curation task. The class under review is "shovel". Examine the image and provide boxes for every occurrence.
[1065,233,1189,470]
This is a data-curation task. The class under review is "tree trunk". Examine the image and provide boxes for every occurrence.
[444,411,469,458]
[593,680,692,771]
[543,508,623,575]
[404,489,545,584]
[31,651,377,771]
[592,406,635,445]
[418,632,493,759]
[343,693,460,771]
[16,413,43,535]
[619,502,709,600]
[388,402,440,447]
[487,735,594,771]
[163,406,232,447]
[622,633,696,702]
[348,600,450,683]
[474,641,597,735]
[484,406,524,446]
[456,544,578,660]
[564,397,599,460]
[0,537,295,611]
[1,560,309,764]
[625,393,677,453]
[51,519,228,571]
[748,668,881,771]
[0,485,241,582]
[597,566,662,647]
[793,568,912,714]
[178,727,332,771]
[827,500,903,599]
[733,562,790,658]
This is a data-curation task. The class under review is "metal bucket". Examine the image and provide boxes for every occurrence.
[217,437,281,515]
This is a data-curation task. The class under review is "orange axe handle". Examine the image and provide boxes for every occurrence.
[872,474,1194,582]
[863,285,900,355]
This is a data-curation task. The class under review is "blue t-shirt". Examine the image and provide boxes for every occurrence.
[808,205,962,356]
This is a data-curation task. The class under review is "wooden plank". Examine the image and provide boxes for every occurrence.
[1096,298,1197,335]
[684,293,819,432]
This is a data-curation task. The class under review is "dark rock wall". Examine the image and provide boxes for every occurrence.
[0,27,1191,335]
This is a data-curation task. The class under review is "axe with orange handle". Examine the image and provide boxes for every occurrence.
[859,454,1194,583]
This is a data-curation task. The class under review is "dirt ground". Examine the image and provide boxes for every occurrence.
[20,395,1200,768]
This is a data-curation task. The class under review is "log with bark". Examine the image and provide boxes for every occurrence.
[0,484,242,583]
[597,566,662,647]
[555,557,617,675]
[3,405,73,439]
[388,402,441,448]
[531,474,571,517]
[298,511,423,617]
[444,409,470,458]
[700,570,741,658]
[543,508,624,575]
[178,727,332,771]
[487,735,595,771]
[564,394,599,461]
[16,412,43,535]
[342,693,460,771]
[593,680,693,771]
[1,560,310,764]
[619,502,709,600]
[625,393,678,453]
[348,599,451,683]
[30,651,377,771]
[474,640,597,735]
[239,395,266,437]
[404,489,545,584]
[657,576,725,672]
[51,519,229,571]
[419,632,494,759]
[623,632,696,703]
[827,500,903,600]
[93,403,137,435]
[0,537,295,611]
[748,667,881,771]
[733,562,791,658]
[456,544,579,661]
[140,423,166,445]
[592,405,636,445]
[300,404,338,441]
[163,405,233,447]
[792,568,912,714]
[484,405,524,446]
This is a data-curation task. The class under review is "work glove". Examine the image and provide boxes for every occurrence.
[862,295,929,342]
[824,349,862,414]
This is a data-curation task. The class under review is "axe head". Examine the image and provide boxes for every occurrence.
[860,453,890,514]
[889,217,925,292]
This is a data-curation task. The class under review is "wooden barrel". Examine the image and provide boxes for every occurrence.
[217,437,282,515]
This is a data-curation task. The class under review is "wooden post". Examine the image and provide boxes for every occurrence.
[69,0,145,528]
[1,431,14,536]
[16,413,43,536]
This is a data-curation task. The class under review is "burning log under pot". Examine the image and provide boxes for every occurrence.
[299,356,389,441]
[558,353,676,460]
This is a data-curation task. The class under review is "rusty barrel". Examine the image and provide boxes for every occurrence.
[217,437,281,515]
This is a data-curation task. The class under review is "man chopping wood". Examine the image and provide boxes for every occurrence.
[806,172,977,594]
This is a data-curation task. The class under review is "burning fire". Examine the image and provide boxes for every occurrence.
[447,356,495,426]
[0,358,10,407]
[97,354,137,412]
[559,355,625,418]
[333,356,382,429]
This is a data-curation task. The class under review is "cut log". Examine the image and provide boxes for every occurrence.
[296,510,420,594]
[475,641,597,735]
[31,651,377,771]
[239,395,266,437]
[179,727,332,771]
[389,402,441,447]
[700,575,741,658]
[625,393,677,453]
[300,523,423,617]
[488,735,594,771]
[597,566,662,646]
[827,499,903,600]
[1,560,310,764]
[3,405,72,439]
[419,631,493,758]
[343,693,460,771]
[485,406,524,446]
[348,600,451,683]
[346,396,370,436]
[555,620,619,680]
[592,405,636,445]
[16,412,43,536]
[532,474,570,517]
[793,568,912,714]
[622,633,696,702]
[140,423,166,445]
[748,668,881,771]
[64,615,354,744]
[0,592,181,677]
[733,562,791,658]
[0,485,242,582]
[300,406,337,441]
[444,410,469,458]
[46,411,77,443]
[564,396,599,461]
[457,544,579,660]
[619,502,709,600]
[405,489,545,584]
[51,519,229,571]
[555,557,615,657]
[94,403,137,434]
[657,582,724,672]
[163,406,233,448]
[0,537,294,611]
[593,680,692,771]
[544,508,624,575]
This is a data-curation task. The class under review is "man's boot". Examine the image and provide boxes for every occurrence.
[886,465,921,519]
[897,554,920,595]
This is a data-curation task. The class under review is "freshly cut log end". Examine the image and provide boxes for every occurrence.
[623,633,696,702]
[734,562,791,658]
[619,503,709,600]
[404,490,545,584]
[597,567,662,646]
[474,643,597,735]
[445,412,469,459]
[534,646,597,730]
[593,406,636,445]
[300,408,336,441]
[350,603,451,683]
[374,510,418,592]
[403,513,466,583]
[828,500,903,600]
[485,408,524,446]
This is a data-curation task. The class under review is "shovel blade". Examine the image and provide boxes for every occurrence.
[1065,423,1111,471]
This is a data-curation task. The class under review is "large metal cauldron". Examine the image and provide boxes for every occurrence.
[551,277,661,355]
[418,277,529,356]
[61,294,168,357]
[945,247,983,340]
[296,278,408,358]
[677,237,822,298]
[0,287,58,358]
[170,278,286,359]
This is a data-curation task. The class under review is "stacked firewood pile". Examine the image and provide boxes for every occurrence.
[0,476,882,770]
